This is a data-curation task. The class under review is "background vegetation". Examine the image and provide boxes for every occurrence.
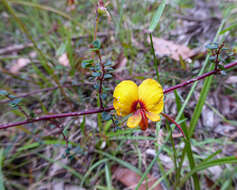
[0,0,237,189]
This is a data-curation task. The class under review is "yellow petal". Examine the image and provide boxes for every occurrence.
[113,80,138,116]
[138,79,164,114]
[127,112,141,128]
[146,111,161,122]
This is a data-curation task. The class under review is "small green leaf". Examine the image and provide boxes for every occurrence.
[0,90,8,96]
[104,74,112,79]
[93,83,100,90]
[105,67,113,71]
[206,43,219,50]
[220,70,227,75]
[218,64,225,70]
[104,60,112,66]
[92,39,101,49]
[92,72,101,77]
[102,112,112,121]
[101,93,107,100]
[81,59,93,68]
[10,98,22,106]
[209,56,216,61]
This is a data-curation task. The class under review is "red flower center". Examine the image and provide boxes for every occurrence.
[131,100,148,130]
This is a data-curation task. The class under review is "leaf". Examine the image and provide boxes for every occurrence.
[81,59,93,68]
[226,76,237,84]
[206,43,219,50]
[56,43,66,56]
[104,74,112,79]
[148,0,166,33]
[148,36,196,61]
[180,156,237,186]
[92,39,101,49]
[9,98,22,106]
[0,149,5,190]
[113,168,163,190]
[58,53,69,67]
[92,72,101,77]
[102,112,112,121]
[10,58,30,74]
[220,23,237,35]
[0,90,8,96]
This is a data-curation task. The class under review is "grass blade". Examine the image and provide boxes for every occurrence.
[0,149,5,190]
[95,150,142,175]
[180,156,237,187]
[148,0,166,32]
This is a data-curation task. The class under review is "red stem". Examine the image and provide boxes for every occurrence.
[0,61,236,130]
[163,61,237,94]
[161,113,185,137]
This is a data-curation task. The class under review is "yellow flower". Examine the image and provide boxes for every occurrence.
[113,79,164,130]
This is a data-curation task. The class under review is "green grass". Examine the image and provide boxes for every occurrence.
[0,0,236,189]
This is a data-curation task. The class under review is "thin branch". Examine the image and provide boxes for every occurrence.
[97,51,105,109]
[0,107,114,130]
[161,113,184,137]
[0,61,236,130]
[163,61,237,94]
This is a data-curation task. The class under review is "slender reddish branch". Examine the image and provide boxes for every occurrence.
[163,61,237,94]
[161,113,185,137]
[0,107,114,130]
[0,61,236,130]
[97,50,105,109]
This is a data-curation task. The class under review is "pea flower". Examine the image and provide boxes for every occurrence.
[113,79,164,130]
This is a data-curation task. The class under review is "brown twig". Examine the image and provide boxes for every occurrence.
[161,113,185,137]
[0,107,114,130]
[163,61,237,94]
[97,51,105,109]
[213,42,224,71]
[0,61,236,130]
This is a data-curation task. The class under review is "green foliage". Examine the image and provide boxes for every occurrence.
[0,0,236,189]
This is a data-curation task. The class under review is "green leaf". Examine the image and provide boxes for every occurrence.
[104,61,112,66]
[102,112,112,121]
[95,150,142,175]
[9,98,22,106]
[56,43,66,56]
[206,43,219,50]
[209,56,216,61]
[0,90,8,96]
[220,23,237,35]
[0,149,5,190]
[104,74,112,79]
[105,162,112,189]
[81,59,93,68]
[92,39,101,49]
[218,64,225,70]
[92,72,101,77]
[180,156,237,186]
[148,0,166,33]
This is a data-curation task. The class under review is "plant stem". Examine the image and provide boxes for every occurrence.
[0,61,236,130]
[149,33,160,83]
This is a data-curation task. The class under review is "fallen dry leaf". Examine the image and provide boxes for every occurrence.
[225,76,237,84]
[148,36,195,61]
[113,167,163,190]
[58,53,70,67]
[10,58,30,74]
